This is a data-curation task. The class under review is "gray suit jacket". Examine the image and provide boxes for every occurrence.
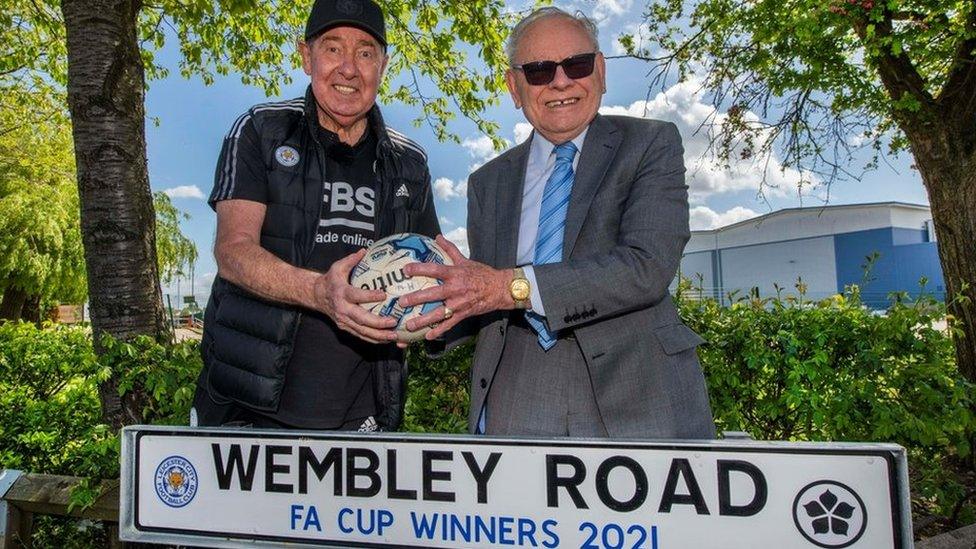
[464,114,716,439]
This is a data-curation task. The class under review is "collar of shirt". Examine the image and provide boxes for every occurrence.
[526,127,589,180]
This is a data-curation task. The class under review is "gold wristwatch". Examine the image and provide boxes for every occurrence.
[510,267,531,309]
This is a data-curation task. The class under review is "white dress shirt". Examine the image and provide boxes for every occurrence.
[517,128,589,316]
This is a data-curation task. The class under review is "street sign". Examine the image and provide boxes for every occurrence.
[120,426,912,548]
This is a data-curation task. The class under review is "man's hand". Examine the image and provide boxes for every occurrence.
[310,248,399,344]
[399,235,513,340]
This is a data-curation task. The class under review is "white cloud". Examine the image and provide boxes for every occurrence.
[689,206,759,230]
[439,216,455,227]
[600,77,817,201]
[433,177,467,201]
[588,0,634,25]
[162,185,205,199]
[444,227,469,258]
[513,122,533,144]
[462,135,498,161]
[462,134,510,172]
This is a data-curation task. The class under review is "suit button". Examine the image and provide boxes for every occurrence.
[564,315,572,323]
[589,308,597,316]
[571,314,580,321]
[480,378,487,389]
[499,325,504,334]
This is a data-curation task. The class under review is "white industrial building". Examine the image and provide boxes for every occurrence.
[676,202,944,307]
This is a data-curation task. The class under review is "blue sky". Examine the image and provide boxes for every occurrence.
[147,0,930,304]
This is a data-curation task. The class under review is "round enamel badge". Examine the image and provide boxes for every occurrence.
[275,145,300,167]
[154,455,198,508]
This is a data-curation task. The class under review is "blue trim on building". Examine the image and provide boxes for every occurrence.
[679,250,722,299]
[710,250,721,300]
[833,228,944,308]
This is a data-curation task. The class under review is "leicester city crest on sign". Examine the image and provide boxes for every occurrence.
[154,455,198,508]
[275,145,300,167]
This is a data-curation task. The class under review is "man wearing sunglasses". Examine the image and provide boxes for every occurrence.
[400,7,715,440]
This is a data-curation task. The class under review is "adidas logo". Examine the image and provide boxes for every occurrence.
[396,184,409,198]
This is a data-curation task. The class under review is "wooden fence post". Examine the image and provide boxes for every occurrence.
[0,470,121,548]
[0,470,30,549]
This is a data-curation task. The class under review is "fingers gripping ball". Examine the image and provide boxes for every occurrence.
[349,233,453,342]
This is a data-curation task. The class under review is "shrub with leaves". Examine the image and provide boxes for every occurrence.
[101,333,201,429]
[1,283,972,539]
[676,279,973,525]
[403,341,473,434]
[0,321,108,476]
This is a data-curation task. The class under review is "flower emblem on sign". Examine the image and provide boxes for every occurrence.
[804,489,856,535]
[792,480,867,548]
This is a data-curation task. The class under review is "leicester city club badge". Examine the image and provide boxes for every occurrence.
[275,145,300,167]
[154,455,198,508]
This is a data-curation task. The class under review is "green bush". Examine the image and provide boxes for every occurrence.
[0,322,106,477]
[0,282,972,538]
[0,322,112,546]
[102,333,201,428]
[676,280,973,524]
[403,341,473,434]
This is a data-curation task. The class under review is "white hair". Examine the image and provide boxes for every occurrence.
[505,7,600,65]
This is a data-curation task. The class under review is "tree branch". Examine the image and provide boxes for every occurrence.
[936,6,976,124]
[854,9,936,129]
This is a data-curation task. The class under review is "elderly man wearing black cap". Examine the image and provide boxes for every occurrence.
[191,0,440,432]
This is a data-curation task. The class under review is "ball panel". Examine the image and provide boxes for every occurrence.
[349,233,453,342]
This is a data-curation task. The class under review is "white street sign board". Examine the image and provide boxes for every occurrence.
[120,426,911,548]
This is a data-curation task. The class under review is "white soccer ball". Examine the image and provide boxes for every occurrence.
[350,233,454,342]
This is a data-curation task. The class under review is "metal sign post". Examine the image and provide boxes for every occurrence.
[120,426,912,548]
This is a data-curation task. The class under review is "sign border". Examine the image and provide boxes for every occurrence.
[120,426,911,549]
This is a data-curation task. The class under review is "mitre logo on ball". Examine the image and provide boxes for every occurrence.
[350,233,453,342]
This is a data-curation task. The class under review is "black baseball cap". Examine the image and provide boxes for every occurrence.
[305,0,387,47]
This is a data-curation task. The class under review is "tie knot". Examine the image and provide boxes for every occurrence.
[554,142,577,163]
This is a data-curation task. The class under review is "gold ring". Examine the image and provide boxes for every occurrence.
[443,306,453,320]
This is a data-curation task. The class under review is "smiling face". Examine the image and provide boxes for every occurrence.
[506,16,606,144]
[299,25,388,136]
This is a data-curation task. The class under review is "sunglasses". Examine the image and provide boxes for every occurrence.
[513,52,598,86]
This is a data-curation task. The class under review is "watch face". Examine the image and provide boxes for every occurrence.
[511,279,531,301]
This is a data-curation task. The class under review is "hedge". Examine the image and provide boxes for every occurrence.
[0,282,972,543]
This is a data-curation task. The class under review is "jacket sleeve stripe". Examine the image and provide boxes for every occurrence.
[217,111,253,202]
[216,99,304,202]
[387,129,428,162]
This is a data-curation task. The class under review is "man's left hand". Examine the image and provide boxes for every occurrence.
[399,235,512,340]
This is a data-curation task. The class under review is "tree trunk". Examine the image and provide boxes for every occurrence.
[906,122,976,384]
[0,288,42,324]
[61,0,166,429]
[0,286,27,320]
[21,294,41,326]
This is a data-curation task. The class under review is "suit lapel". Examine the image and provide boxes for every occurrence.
[494,139,531,267]
[564,115,621,257]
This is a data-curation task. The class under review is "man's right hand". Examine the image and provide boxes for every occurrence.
[311,248,399,344]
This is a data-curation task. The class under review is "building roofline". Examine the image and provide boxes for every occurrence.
[691,201,931,235]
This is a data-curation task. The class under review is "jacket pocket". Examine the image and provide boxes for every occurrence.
[208,289,300,411]
[653,323,706,356]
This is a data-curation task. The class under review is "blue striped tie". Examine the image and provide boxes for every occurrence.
[526,141,577,350]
